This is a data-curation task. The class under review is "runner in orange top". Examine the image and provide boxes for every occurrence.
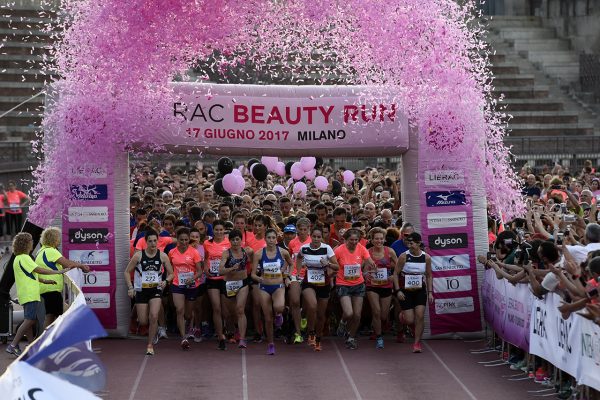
[330,207,352,246]
[167,227,202,351]
[287,217,311,344]
[334,228,375,350]
[203,220,231,350]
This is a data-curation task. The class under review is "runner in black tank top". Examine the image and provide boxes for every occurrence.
[393,232,433,354]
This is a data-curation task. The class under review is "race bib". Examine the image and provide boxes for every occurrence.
[178,271,194,286]
[9,203,19,210]
[263,261,282,279]
[226,280,243,297]
[371,268,388,286]
[141,271,160,288]
[404,274,423,290]
[209,259,220,275]
[344,264,361,281]
[307,269,326,285]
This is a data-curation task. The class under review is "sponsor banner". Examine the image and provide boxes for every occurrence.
[482,269,531,351]
[424,169,464,186]
[428,233,469,250]
[433,275,472,293]
[69,228,110,244]
[70,184,108,201]
[69,164,108,179]
[529,292,581,382]
[84,292,111,309]
[579,318,600,390]
[431,254,470,272]
[68,206,109,223]
[425,190,467,207]
[82,271,111,288]
[170,83,409,155]
[426,212,467,229]
[434,297,474,315]
[68,250,109,266]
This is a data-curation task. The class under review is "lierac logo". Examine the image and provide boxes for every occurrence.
[424,170,464,186]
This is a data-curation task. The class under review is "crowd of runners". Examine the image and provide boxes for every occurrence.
[119,160,430,356]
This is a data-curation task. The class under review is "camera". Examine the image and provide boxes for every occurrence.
[556,232,564,245]
[515,242,532,265]
[562,214,576,223]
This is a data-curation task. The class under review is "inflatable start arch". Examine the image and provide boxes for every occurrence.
[57,83,489,338]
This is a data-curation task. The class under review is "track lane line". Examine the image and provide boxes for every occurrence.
[128,355,149,400]
[331,339,363,400]
[242,349,248,400]
[423,341,478,400]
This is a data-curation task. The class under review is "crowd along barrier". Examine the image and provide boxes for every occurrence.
[482,269,600,391]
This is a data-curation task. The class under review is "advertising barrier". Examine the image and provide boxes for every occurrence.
[482,269,600,391]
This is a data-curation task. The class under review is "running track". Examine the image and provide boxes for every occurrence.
[72,337,543,400]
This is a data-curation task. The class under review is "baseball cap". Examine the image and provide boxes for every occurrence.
[283,225,297,233]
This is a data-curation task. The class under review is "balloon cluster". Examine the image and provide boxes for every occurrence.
[212,155,357,198]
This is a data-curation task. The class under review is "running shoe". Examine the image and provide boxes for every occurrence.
[375,336,384,349]
[336,320,347,337]
[218,339,227,351]
[180,339,190,351]
[267,343,275,355]
[152,331,160,345]
[345,337,358,350]
[186,326,195,340]
[307,334,316,347]
[228,337,237,344]
[534,368,548,383]
[412,342,422,353]
[5,344,21,357]
[238,339,247,349]
[510,359,526,371]
[300,318,307,331]
[293,332,304,344]
[252,333,263,343]
[158,326,168,340]
[193,328,203,343]
[234,330,241,342]
[145,347,155,356]
[314,339,322,352]
[275,314,284,328]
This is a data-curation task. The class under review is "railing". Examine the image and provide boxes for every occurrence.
[0,142,39,164]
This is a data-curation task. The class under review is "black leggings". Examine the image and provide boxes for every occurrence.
[6,213,23,236]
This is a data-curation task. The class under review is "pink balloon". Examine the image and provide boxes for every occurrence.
[300,157,316,172]
[275,161,286,176]
[342,170,355,186]
[235,175,246,193]
[293,181,307,197]
[261,156,278,172]
[232,168,242,176]
[286,177,294,187]
[314,176,329,191]
[223,173,238,194]
[304,169,316,180]
[273,184,286,195]
[290,162,304,180]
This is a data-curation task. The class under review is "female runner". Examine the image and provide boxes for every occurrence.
[218,229,253,348]
[203,220,231,350]
[251,228,293,355]
[298,225,338,351]
[365,228,397,349]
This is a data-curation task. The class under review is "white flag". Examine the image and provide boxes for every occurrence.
[0,360,101,400]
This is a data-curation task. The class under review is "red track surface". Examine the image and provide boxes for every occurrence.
[87,337,542,400]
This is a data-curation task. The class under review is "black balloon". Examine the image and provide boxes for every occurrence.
[213,179,229,197]
[217,157,233,175]
[315,157,324,169]
[248,158,260,169]
[285,161,294,175]
[331,180,342,196]
[251,163,268,181]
